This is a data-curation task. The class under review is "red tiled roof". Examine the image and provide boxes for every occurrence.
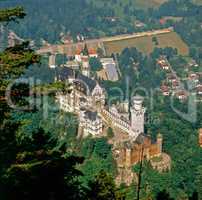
[75,49,82,55]
[161,85,169,92]
[88,48,97,55]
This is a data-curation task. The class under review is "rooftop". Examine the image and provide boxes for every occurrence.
[84,110,99,121]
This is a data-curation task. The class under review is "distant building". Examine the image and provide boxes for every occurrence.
[171,79,180,90]
[115,133,171,185]
[175,90,188,101]
[81,56,90,77]
[167,74,177,83]
[61,35,73,44]
[100,58,119,82]
[188,73,199,84]
[8,31,24,47]
[161,85,170,96]
[65,60,80,70]
[49,54,56,68]
[88,48,98,58]
[75,49,82,62]
[157,57,170,71]
[134,20,146,28]
[188,59,199,68]
[55,67,75,82]
[196,84,202,95]
[116,133,171,170]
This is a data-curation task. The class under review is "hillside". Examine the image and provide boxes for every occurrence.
[88,0,168,11]
[0,0,172,45]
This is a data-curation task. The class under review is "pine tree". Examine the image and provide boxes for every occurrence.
[82,43,89,56]
[156,190,174,200]
[195,166,202,200]
[87,170,118,200]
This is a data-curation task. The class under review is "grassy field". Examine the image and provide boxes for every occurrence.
[134,0,168,9]
[192,0,202,5]
[104,31,189,56]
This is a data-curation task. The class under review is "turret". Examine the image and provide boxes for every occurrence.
[130,96,146,137]
[122,100,129,113]
[133,96,143,111]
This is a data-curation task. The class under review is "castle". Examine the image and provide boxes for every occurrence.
[115,133,171,185]
[56,66,146,140]
[55,52,171,185]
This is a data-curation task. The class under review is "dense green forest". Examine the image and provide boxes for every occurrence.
[1,0,201,47]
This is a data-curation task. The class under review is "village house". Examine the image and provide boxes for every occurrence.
[61,35,73,44]
[188,59,199,68]
[88,48,98,58]
[188,73,199,84]
[161,84,170,96]
[167,74,177,83]
[65,60,80,70]
[196,84,202,95]
[49,54,56,68]
[157,57,170,71]
[75,49,82,62]
[172,80,180,90]
[175,90,188,101]
[81,56,90,77]
[134,20,146,28]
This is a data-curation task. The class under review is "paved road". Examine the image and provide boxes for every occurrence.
[37,28,174,56]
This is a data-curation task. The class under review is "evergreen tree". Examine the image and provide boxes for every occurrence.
[82,43,89,56]
[156,190,174,200]
[195,166,202,200]
[3,149,85,200]
[0,5,85,200]
[87,170,118,200]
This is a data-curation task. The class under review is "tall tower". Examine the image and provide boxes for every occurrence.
[130,96,146,137]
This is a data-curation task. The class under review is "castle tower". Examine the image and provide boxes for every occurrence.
[157,133,163,156]
[199,128,202,147]
[130,96,146,137]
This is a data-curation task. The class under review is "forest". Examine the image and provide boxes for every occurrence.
[0,0,201,47]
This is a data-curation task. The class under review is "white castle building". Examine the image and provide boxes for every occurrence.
[79,110,103,137]
[130,96,146,137]
[56,67,145,139]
